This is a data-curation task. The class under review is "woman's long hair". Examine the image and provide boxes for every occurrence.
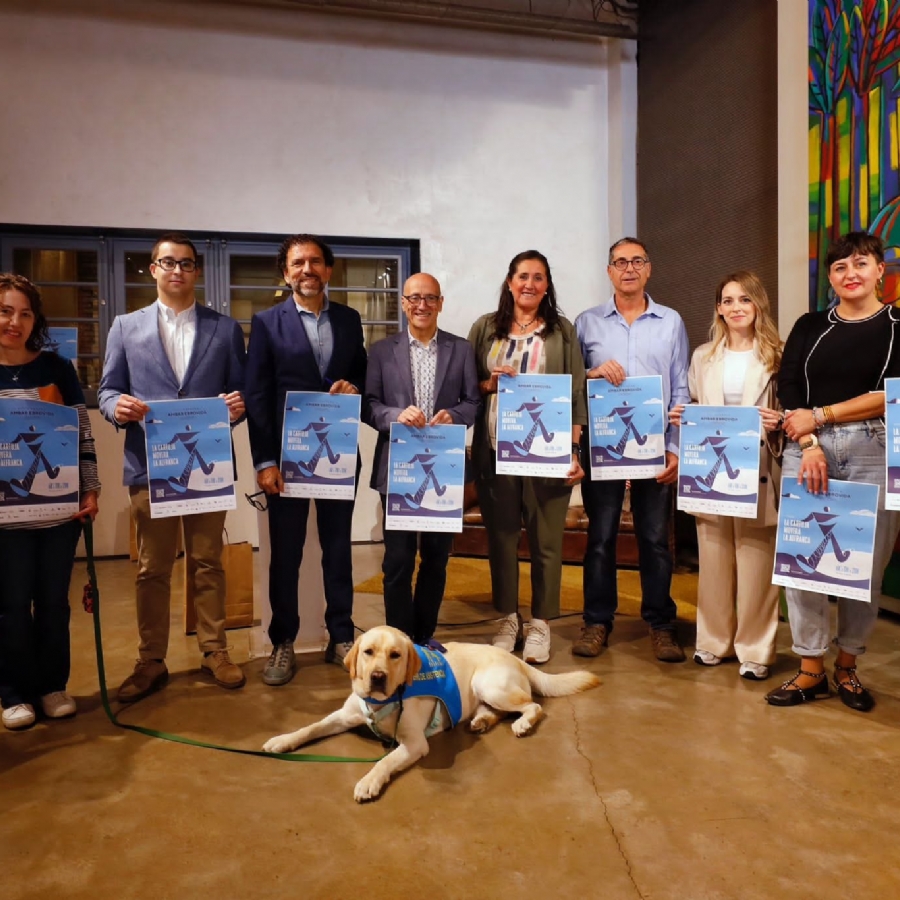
[705,270,781,374]
[0,273,49,353]
[490,250,561,340]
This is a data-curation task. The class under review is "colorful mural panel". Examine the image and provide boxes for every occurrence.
[809,0,900,309]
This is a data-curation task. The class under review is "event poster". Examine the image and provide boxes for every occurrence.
[144,397,235,519]
[0,398,79,523]
[587,375,665,479]
[45,327,78,362]
[496,374,572,477]
[677,405,762,518]
[885,378,900,510]
[772,479,878,602]
[385,423,467,532]
[280,392,360,500]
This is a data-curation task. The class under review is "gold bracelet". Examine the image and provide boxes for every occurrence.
[824,405,836,425]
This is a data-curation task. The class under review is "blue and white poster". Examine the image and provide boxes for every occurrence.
[45,327,78,362]
[0,399,79,523]
[144,397,235,519]
[385,423,467,532]
[772,479,878,602]
[587,375,665,480]
[496,374,572,477]
[280,392,360,500]
[678,405,762,518]
[885,378,900,510]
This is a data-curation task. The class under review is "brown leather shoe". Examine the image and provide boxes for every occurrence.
[650,628,685,663]
[201,649,246,689]
[572,624,609,657]
[118,659,168,703]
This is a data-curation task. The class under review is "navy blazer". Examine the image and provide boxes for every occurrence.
[363,328,481,494]
[98,302,247,486]
[245,298,367,469]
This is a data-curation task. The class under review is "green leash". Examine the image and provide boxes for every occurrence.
[83,520,383,763]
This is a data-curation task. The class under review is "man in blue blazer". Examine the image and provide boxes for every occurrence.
[98,232,247,701]
[245,234,367,686]
[363,272,480,644]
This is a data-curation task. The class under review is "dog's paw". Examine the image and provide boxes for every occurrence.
[469,713,498,734]
[511,717,535,737]
[262,734,296,754]
[354,773,386,803]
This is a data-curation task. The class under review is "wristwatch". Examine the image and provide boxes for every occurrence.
[571,442,582,459]
[799,434,819,451]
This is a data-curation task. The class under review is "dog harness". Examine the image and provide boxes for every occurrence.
[359,645,463,741]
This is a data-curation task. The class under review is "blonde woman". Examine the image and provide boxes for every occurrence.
[670,271,783,680]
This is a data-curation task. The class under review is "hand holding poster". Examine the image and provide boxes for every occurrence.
[145,397,235,519]
[772,479,878,602]
[587,375,665,479]
[280,392,361,500]
[496,373,572,477]
[0,398,79,524]
[385,423,467,532]
[677,405,762,518]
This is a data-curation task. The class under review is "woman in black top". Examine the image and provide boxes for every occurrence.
[766,232,900,711]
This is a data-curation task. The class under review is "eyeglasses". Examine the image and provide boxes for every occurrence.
[154,257,199,273]
[611,257,648,271]
[245,490,268,511]
[402,294,442,307]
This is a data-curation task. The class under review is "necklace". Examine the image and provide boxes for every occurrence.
[514,316,537,333]
[0,362,25,382]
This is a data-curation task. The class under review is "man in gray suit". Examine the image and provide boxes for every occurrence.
[99,232,247,701]
[363,273,480,644]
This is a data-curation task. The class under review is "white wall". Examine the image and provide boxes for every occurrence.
[0,0,637,555]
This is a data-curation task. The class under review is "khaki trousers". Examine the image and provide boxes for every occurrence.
[695,516,779,665]
[129,487,227,660]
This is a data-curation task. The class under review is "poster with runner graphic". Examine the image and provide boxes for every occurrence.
[45,327,78,362]
[0,399,79,523]
[495,374,572,477]
[587,375,665,479]
[280,392,360,500]
[885,378,900,510]
[772,479,878,601]
[144,397,235,518]
[385,423,467,532]
[677,405,762,518]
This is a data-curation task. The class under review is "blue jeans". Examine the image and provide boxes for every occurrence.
[0,520,82,708]
[783,420,900,657]
[581,477,677,631]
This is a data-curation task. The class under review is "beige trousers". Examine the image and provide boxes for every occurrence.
[129,487,227,660]
[695,516,779,665]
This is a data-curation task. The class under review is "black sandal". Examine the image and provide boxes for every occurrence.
[765,668,830,707]
[833,664,875,712]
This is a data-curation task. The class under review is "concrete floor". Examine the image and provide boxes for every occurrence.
[3,545,900,900]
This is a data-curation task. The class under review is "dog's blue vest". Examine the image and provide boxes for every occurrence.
[360,645,463,739]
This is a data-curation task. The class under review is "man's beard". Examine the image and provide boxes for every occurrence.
[292,277,323,298]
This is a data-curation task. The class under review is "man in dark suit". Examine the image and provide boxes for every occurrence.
[363,273,480,644]
[99,232,247,701]
[245,235,366,686]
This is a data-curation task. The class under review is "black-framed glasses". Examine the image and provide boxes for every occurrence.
[245,490,268,511]
[611,257,648,271]
[402,294,442,307]
[154,257,199,273]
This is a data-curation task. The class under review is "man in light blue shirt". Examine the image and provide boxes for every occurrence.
[573,237,690,663]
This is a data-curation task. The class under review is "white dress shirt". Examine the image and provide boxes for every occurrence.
[157,300,197,385]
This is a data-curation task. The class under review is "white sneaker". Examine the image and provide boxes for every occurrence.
[693,649,723,666]
[492,612,523,653]
[41,691,77,718]
[523,618,551,665]
[2,703,36,731]
[739,662,769,681]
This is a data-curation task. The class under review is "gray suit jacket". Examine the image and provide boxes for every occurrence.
[363,329,481,493]
[98,302,246,486]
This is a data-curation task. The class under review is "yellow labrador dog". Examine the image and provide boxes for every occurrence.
[263,625,600,802]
